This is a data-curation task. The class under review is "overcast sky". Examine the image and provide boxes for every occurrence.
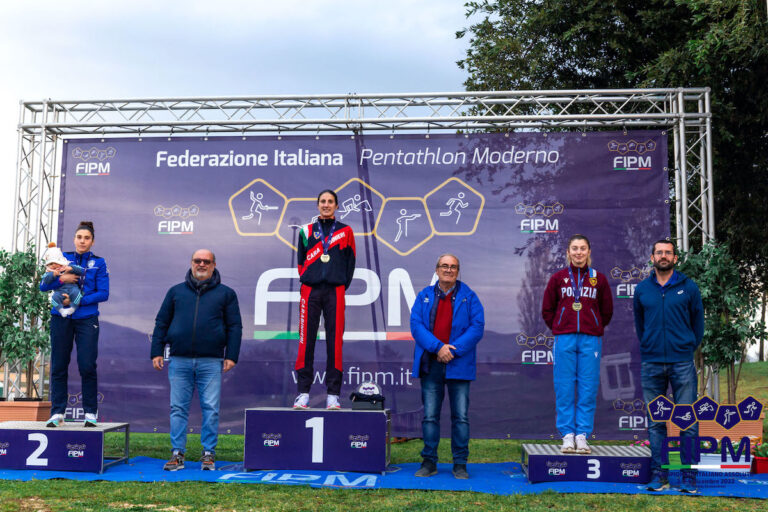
[0,0,473,250]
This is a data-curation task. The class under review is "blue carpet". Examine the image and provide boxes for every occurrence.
[1,457,766,498]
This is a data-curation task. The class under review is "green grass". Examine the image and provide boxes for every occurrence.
[2,362,768,511]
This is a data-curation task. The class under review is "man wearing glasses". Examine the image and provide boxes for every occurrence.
[633,240,704,493]
[410,254,485,479]
[151,249,243,471]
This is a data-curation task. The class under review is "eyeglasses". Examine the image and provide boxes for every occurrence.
[437,264,459,271]
[653,251,675,257]
[192,258,213,265]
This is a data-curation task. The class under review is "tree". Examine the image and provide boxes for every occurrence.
[677,242,765,402]
[458,0,768,357]
[0,246,51,398]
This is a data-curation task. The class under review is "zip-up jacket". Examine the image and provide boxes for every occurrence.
[633,270,704,363]
[39,250,109,319]
[150,269,243,362]
[410,281,485,380]
[297,218,356,289]
[542,265,613,336]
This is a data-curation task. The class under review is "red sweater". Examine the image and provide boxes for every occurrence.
[541,265,613,336]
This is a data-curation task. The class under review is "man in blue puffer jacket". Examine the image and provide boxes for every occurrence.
[151,249,242,471]
[633,239,704,493]
[411,253,485,480]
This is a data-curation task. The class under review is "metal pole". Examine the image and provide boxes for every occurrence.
[704,89,715,241]
[677,90,690,251]
[671,95,683,244]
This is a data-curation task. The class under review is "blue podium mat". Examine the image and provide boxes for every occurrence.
[1,457,766,498]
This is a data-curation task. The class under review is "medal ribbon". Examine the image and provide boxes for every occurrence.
[567,266,586,303]
[314,220,337,255]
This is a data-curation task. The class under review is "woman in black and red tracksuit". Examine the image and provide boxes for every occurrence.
[541,234,613,454]
[293,189,356,410]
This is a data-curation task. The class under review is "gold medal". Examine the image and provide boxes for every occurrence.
[572,302,582,311]
[320,254,330,263]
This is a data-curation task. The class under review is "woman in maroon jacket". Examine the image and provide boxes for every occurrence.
[541,234,613,454]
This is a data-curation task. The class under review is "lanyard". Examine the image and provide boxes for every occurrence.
[314,220,337,254]
[567,266,586,303]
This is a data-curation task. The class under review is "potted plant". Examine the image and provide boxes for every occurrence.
[753,442,768,474]
[0,245,51,420]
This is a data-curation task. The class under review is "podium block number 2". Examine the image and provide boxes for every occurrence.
[305,417,324,463]
[26,433,49,466]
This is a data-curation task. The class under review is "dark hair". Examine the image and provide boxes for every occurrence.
[76,221,95,238]
[652,239,676,255]
[317,189,338,205]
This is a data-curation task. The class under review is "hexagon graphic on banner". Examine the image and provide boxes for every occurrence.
[647,395,674,422]
[334,178,385,236]
[737,396,763,421]
[693,396,718,421]
[671,404,697,431]
[374,198,432,256]
[714,404,741,430]
[275,198,321,251]
[424,177,485,235]
[229,179,287,236]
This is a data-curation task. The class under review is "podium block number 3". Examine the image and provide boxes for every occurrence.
[305,417,324,463]
[26,433,49,466]
[586,458,600,479]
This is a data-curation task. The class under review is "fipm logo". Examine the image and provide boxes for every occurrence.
[610,265,650,299]
[72,146,116,176]
[607,139,657,171]
[155,205,199,235]
[515,201,563,234]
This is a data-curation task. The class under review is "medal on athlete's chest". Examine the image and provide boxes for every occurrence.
[320,254,330,263]
[314,220,336,265]
[572,301,582,311]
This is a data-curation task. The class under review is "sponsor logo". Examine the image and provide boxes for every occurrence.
[516,332,554,365]
[66,392,104,421]
[546,460,567,476]
[262,433,282,447]
[349,434,370,449]
[0,441,8,456]
[67,443,86,458]
[610,265,651,299]
[515,201,563,234]
[155,204,199,235]
[613,398,647,431]
[620,462,642,478]
[71,146,116,176]
[607,139,657,171]
[648,396,765,430]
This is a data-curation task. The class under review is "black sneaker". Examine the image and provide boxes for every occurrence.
[163,451,185,471]
[414,459,437,477]
[200,451,215,471]
[452,463,469,479]
[646,471,670,491]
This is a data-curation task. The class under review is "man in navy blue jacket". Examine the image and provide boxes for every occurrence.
[411,254,485,479]
[151,249,242,471]
[633,239,704,493]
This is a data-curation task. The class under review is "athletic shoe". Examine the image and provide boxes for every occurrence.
[326,394,341,410]
[561,433,575,453]
[83,413,98,428]
[200,451,215,471]
[163,451,185,471]
[452,464,469,479]
[679,470,698,493]
[46,414,64,428]
[646,471,670,491]
[293,393,309,409]
[575,434,591,454]
[414,460,438,477]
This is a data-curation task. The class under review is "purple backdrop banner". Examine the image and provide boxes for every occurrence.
[56,132,668,439]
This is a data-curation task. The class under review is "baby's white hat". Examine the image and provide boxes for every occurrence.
[43,243,69,266]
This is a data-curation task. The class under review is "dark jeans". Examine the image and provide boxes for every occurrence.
[50,314,100,415]
[420,360,470,464]
[641,360,698,475]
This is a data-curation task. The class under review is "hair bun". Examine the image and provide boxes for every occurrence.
[48,242,56,248]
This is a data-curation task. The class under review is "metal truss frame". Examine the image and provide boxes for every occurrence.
[7,88,714,399]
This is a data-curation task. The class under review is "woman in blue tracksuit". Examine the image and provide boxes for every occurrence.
[39,221,109,427]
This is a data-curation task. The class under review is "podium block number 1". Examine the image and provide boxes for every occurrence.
[305,417,324,463]
[26,433,49,466]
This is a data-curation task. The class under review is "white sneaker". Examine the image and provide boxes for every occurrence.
[84,412,98,427]
[575,434,591,454]
[46,413,64,428]
[293,393,309,409]
[326,394,341,410]
[561,433,575,453]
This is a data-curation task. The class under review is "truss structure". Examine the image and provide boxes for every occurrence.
[7,88,714,399]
